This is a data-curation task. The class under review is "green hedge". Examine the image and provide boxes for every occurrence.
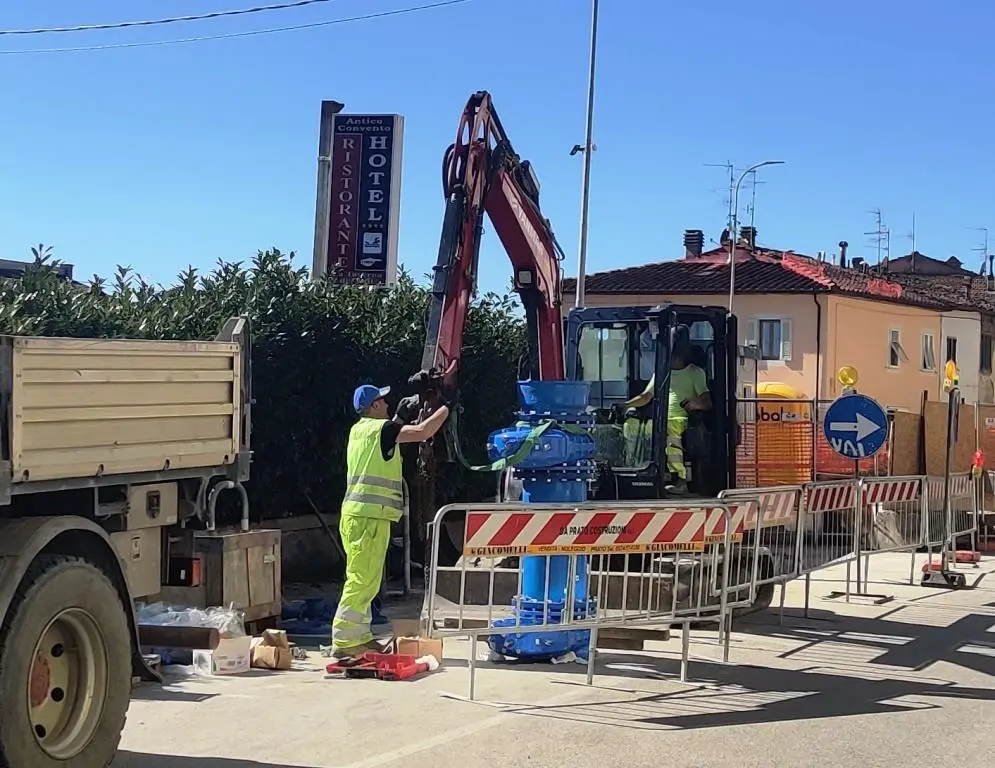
[5,249,527,530]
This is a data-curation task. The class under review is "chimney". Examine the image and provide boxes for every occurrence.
[817,250,826,263]
[839,240,849,268]
[739,226,757,249]
[682,229,704,259]
[988,255,994,289]
[852,256,865,270]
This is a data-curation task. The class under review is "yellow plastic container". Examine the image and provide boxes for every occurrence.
[754,383,814,484]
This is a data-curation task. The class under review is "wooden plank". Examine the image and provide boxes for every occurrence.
[437,616,671,643]
[19,381,233,408]
[597,627,671,642]
[24,403,234,423]
[22,353,235,371]
[21,415,232,452]
[246,546,276,606]
[15,446,235,482]
[222,549,251,609]
[21,369,235,384]
[596,637,644,651]
[195,530,281,554]
[15,337,238,355]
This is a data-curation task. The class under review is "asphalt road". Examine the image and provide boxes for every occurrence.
[114,553,995,768]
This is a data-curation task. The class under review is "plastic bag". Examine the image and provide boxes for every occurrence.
[135,602,246,638]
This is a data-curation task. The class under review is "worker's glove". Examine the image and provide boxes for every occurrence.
[407,369,437,391]
[407,368,453,407]
[395,394,421,425]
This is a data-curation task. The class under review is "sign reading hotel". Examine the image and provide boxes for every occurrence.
[316,112,403,285]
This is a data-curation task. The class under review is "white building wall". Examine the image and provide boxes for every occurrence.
[940,310,982,403]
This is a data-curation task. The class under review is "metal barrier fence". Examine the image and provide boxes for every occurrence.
[858,476,924,590]
[718,485,805,590]
[947,473,977,550]
[424,477,978,698]
[424,500,759,699]
[924,473,977,570]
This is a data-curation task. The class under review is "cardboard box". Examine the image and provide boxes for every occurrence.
[250,629,293,670]
[192,635,251,676]
[392,619,443,665]
[251,644,293,670]
[261,629,290,649]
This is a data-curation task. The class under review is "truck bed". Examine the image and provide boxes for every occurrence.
[6,335,244,483]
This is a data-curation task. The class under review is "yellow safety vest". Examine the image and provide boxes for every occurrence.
[341,418,404,522]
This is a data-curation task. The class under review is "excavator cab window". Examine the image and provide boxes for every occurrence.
[574,321,653,471]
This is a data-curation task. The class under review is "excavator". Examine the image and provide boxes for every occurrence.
[414,91,774,612]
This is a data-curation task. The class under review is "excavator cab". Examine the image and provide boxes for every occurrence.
[565,304,744,500]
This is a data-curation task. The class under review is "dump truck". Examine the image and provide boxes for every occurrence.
[0,317,251,767]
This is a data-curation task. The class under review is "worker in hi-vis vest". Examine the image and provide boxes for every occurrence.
[331,382,450,659]
[624,325,710,494]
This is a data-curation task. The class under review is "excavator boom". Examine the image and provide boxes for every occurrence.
[421,91,566,398]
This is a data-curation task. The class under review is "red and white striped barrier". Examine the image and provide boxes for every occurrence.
[862,477,921,504]
[462,504,743,557]
[742,490,798,529]
[926,474,974,501]
[806,481,856,513]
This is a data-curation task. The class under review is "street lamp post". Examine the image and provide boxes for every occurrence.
[573,0,599,309]
[728,160,784,314]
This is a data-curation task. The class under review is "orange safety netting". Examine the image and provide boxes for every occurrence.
[736,420,889,489]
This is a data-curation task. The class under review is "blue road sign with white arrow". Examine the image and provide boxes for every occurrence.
[823,392,889,459]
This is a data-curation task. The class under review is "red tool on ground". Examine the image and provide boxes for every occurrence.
[325,653,439,681]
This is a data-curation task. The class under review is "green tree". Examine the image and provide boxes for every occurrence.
[0,250,527,529]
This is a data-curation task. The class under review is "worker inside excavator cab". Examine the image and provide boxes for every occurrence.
[624,324,711,493]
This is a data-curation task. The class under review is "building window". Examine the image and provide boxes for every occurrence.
[747,318,792,361]
[946,336,958,365]
[888,329,908,368]
[922,332,936,371]
[981,334,993,373]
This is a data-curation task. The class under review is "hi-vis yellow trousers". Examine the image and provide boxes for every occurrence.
[331,514,391,650]
[666,415,688,481]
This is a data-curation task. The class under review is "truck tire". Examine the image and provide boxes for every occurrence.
[0,555,131,768]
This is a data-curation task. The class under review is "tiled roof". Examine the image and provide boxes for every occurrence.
[562,253,825,295]
[877,273,995,313]
[563,248,952,310]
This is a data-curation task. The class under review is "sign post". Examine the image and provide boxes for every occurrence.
[823,393,888,462]
[311,104,404,285]
[822,376,889,601]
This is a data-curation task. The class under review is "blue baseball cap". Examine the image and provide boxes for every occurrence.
[353,384,390,414]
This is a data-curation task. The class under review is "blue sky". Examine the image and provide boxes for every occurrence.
[2,0,994,294]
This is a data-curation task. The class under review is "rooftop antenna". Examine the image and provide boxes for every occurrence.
[971,226,989,273]
[746,169,768,231]
[906,212,917,271]
[704,161,734,235]
[865,207,889,266]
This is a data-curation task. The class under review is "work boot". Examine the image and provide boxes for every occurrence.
[329,639,388,662]
[666,479,689,495]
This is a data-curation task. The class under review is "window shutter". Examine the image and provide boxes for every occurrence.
[746,319,758,347]
[780,319,793,361]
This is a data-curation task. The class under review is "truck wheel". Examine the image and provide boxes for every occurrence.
[750,582,775,613]
[0,555,131,768]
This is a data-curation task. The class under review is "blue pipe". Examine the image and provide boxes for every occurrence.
[485,381,597,661]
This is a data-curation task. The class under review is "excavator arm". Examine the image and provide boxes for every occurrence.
[420,91,567,405]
